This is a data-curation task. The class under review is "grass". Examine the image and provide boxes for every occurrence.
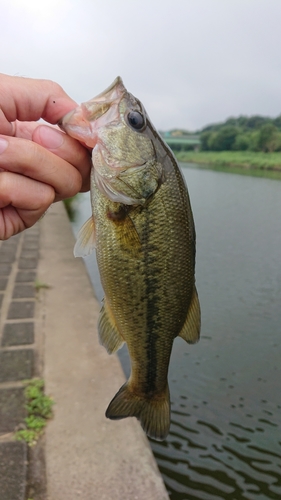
[175,150,281,170]
[34,280,50,292]
[15,379,54,446]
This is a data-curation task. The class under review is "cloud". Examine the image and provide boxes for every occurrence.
[1,0,281,130]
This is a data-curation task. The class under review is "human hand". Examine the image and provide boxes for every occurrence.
[0,73,92,240]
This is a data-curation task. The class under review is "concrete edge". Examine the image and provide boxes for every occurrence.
[37,202,169,500]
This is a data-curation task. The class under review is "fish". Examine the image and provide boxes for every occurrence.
[60,77,200,441]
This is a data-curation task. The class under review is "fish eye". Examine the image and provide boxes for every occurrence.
[127,111,145,130]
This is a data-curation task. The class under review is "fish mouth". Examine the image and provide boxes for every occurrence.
[88,76,125,109]
[59,77,126,148]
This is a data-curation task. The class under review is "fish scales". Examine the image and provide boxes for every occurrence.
[94,170,193,389]
[60,77,201,440]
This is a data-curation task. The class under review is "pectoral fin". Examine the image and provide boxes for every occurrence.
[118,215,141,251]
[106,205,141,253]
[74,216,96,257]
[178,286,201,344]
[98,299,124,354]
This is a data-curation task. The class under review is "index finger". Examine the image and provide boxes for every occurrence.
[0,73,77,128]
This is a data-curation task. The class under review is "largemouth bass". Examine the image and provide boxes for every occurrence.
[60,77,200,441]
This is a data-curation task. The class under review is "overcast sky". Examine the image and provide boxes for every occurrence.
[1,0,281,131]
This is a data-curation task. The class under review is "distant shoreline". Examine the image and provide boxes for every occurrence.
[174,151,281,172]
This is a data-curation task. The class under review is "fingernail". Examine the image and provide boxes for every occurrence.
[0,137,8,154]
[37,126,64,149]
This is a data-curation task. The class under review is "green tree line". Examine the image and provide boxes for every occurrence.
[200,115,281,152]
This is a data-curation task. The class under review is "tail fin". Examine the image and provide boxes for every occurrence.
[105,382,170,441]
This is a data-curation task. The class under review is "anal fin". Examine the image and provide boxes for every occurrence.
[98,299,124,354]
[178,286,201,344]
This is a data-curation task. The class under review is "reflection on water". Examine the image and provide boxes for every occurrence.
[71,164,281,499]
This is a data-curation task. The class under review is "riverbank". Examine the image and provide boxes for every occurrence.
[175,150,281,171]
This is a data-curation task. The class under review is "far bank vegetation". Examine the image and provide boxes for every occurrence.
[164,115,281,170]
[199,115,281,153]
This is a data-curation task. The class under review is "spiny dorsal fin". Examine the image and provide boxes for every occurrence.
[178,286,201,344]
[74,216,96,257]
[98,299,124,354]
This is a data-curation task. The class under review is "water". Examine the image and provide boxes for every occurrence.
[71,164,281,500]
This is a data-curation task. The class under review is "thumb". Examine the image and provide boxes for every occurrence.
[32,125,65,150]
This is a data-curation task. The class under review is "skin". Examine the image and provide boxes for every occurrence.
[0,73,92,240]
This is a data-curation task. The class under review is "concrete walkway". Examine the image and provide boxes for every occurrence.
[0,202,169,500]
